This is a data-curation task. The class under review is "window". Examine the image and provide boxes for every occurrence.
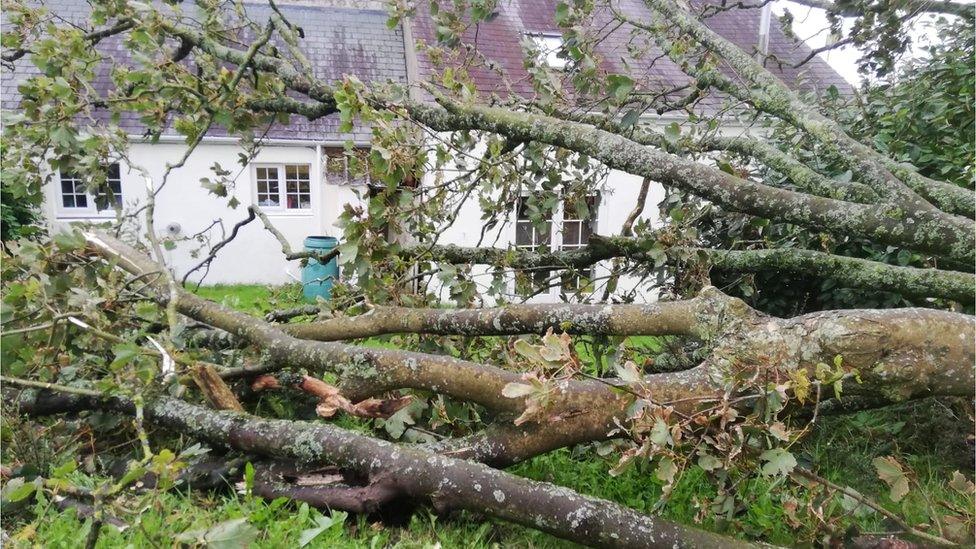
[285,165,311,209]
[515,197,552,251]
[252,164,312,210]
[59,163,122,213]
[528,33,567,69]
[255,167,280,207]
[60,173,88,209]
[514,197,553,293]
[560,195,599,291]
[511,194,600,295]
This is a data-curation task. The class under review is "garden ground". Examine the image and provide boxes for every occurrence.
[6,285,971,548]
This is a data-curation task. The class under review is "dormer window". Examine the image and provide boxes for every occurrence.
[528,33,567,69]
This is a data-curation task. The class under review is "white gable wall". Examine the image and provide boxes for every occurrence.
[44,140,364,286]
[41,119,755,302]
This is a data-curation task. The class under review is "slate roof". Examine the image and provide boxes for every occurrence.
[3,0,849,143]
[2,0,408,142]
[409,0,851,110]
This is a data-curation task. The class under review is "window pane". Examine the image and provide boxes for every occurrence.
[59,171,87,209]
[580,220,592,243]
[284,164,311,209]
[517,198,530,221]
[256,167,281,206]
[515,221,533,247]
[95,163,123,210]
[563,220,581,247]
[536,223,551,247]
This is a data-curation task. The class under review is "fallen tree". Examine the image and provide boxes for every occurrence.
[2,0,975,546]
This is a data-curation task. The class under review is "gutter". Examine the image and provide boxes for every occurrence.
[128,134,370,147]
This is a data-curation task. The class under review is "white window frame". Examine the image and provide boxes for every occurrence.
[55,163,123,218]
[527,33,568,70]
[511,193,601,298]
[251,163,313,213]
[559,194,600,291]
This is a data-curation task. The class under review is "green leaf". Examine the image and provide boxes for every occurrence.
[655,456,677,485]
[513,339,544,364]
[336,241,358,265]
[110,343,142,370]
[51,459,77,479]
[760,448,797,476]
[650,419,673,447]
[299,511,347,547]
[663,122,680,142]
[698,453,722,472]
[620,109,640,129]
[554,2,571,25]
[606,74,634,103]
[176,518,258,549]
[873,456,910,502]
[1,478,37,503]
[244,462,255,495]
[614,361,642,383]
[53,230,87,251]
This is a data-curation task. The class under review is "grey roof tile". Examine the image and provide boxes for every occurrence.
[3,0,407,142]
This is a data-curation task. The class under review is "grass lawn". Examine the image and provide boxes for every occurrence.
[13,284,972,548]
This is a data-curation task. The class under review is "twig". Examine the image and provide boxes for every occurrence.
[791,466,954,546]
[1,375,103,397]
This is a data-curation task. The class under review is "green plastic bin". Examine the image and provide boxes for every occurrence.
[301,236,339,302]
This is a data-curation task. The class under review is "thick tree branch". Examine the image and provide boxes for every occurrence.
[158,20,975,262]
[282,301,701,341]
[83,230,526,411]
[637,0,972,218]
[396,235,975,302]
[10,387,746,549]
[407,98,975,263]
[788,0,974,18]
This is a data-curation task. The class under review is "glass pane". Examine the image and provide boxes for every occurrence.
[62,195,75,208]
[536,223,551,247]
[61,180,73,193]
[107,163,121,179]
[515,221,533,247]
[286,164,309,179]
[76,195,87,208]
[563,220,580,246]
[580,220,592,243]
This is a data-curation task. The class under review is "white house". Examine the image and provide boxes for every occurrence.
[3,0,848,303]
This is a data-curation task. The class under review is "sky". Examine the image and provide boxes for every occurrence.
[774,0,954,86]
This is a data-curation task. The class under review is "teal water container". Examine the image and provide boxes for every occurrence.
[301,236,339,302]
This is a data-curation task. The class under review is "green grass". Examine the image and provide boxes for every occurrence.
[193,283,305,315]
[8,284,971,547]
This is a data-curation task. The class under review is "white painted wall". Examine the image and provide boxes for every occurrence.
[426,168,666,304]
[41,119,755,302]
[44,140,363,285]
